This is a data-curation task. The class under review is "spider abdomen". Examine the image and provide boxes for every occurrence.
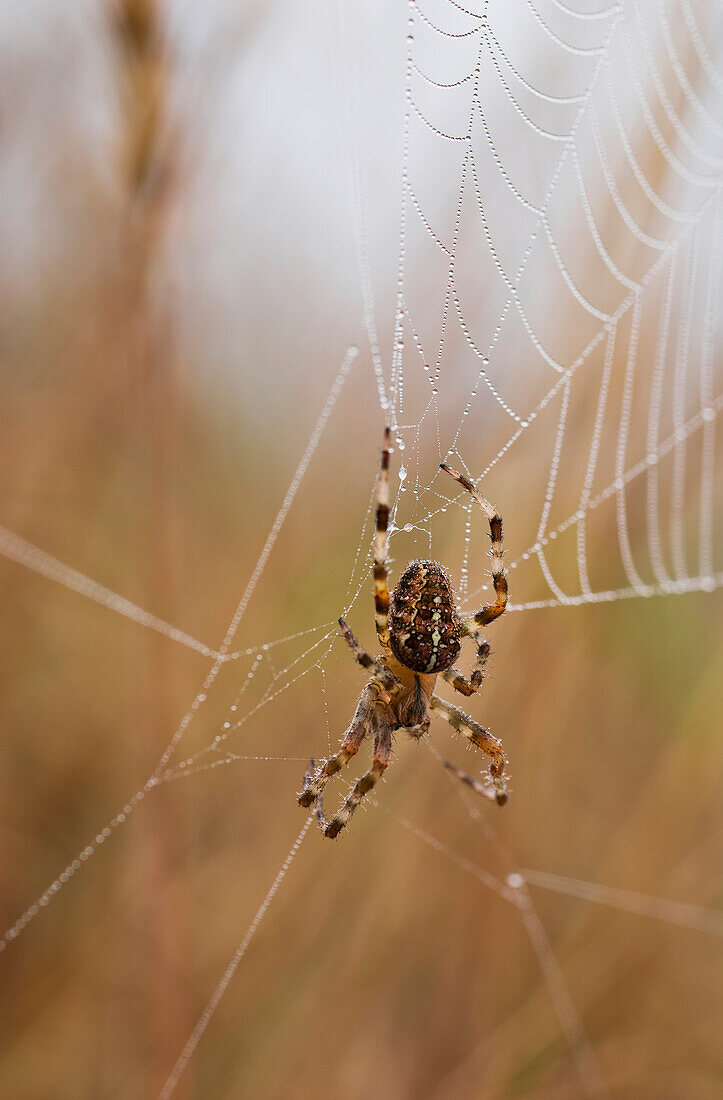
[388,560,461,674]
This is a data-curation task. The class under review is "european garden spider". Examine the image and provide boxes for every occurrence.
[299,428,509,838]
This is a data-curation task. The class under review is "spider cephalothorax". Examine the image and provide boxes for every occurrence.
[299,428,510,838]
[388,560,461,674]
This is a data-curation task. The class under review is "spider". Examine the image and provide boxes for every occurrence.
[299,427,509,838]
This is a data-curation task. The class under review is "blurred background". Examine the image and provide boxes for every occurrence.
[0,1,722,1097]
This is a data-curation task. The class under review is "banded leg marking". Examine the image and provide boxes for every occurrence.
[430,694,508,805]
[324,721,393,839]
[442,760,498,803]
[441,638,490,697]
[303,759,328,830]
[298,696,368,809]
[338,617,399,693]
[374,428,392,647]
[439,463,507,631]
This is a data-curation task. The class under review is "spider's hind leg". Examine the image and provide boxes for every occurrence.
[301,759,331,831]
[442,760,498,803]
[324,719,393,839]
[430,694,508,805]
[298,691,370,812]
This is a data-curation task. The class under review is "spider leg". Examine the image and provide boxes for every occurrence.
[373,427,392,648]
[302,759,331,830]
[439,463,507,631]
[440,637,491,697]
[338,616,399,694]
[298,691,370,810]
[430,694,508,805]
[323,718,393,838]
[404,715,431,741]
[442,760,498,803]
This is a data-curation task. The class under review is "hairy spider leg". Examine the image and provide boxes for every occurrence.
[442,759,498,803]
[298,689,371,809]
[441,636,491,697]
[439,463,507,631]
[430,694,508,805]
[403,715,431,740]
[374,427,392,647]
[323,718,393,838]
[301,759,332,830]
[338,616,398,694]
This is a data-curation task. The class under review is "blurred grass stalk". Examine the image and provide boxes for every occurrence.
[111,1,190,1091]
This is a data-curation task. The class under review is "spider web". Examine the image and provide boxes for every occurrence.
[2,1,722,1097]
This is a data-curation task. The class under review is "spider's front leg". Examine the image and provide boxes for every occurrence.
[439,463,507,630]
[430,694,508,805]
[338,617,399,695]
[373,427,393,647]
[440,637,490,698]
